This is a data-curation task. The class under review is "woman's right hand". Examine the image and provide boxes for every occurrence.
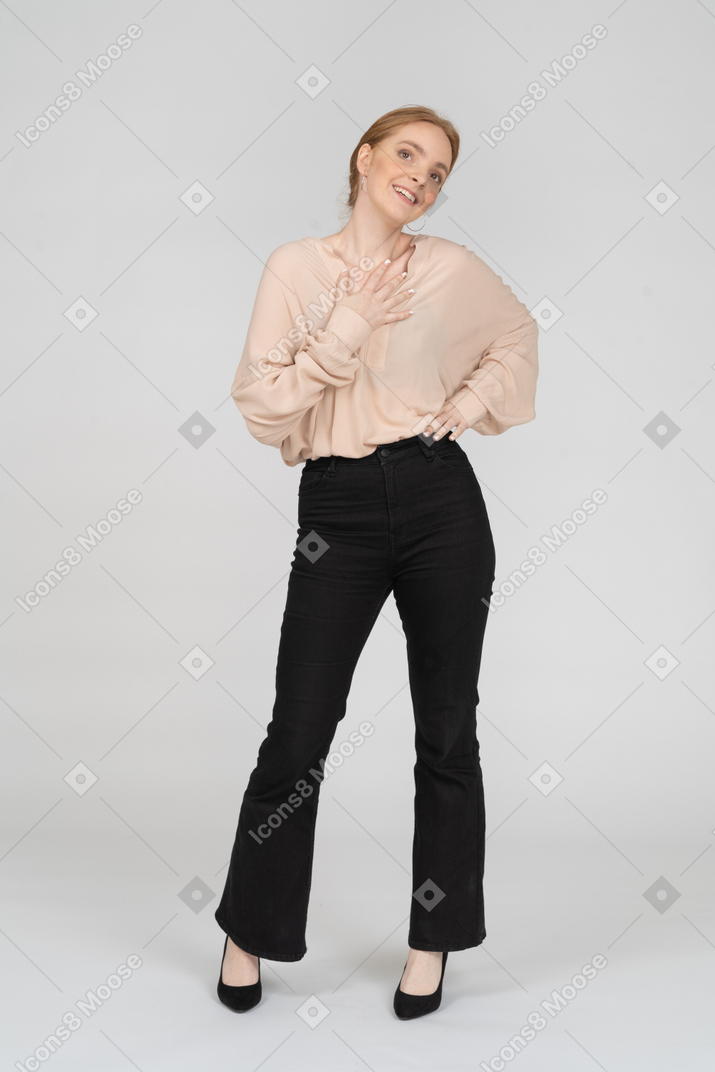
[338,249,415,331]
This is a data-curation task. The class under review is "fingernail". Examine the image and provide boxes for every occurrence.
[384,259,391,264]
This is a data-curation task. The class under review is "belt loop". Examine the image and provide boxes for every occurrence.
[328,455,337,476]
[416,434,435,461]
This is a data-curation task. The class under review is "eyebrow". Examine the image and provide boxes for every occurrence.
[398,140,450,176]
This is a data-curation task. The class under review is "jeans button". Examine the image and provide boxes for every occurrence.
[380,448,389,457]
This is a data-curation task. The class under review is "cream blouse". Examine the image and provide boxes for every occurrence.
[230,233,539,466]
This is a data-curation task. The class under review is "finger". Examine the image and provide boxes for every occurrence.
[387,287,414,305]
[423,413,447,437]
[361,259,391,293]
[427,411,460,440]
[430,419,451,439]
[448,405,469,439]
[447,417,468,440]
[339,267,362,293]
[376,273,407,299]
[370,259,393,280]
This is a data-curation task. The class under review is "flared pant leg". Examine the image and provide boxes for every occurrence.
[390,455,495,950]
[214,476,392,961]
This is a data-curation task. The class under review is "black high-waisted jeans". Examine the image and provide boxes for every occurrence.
[215,432,496,961]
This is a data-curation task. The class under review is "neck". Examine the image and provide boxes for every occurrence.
[328,210,413,266]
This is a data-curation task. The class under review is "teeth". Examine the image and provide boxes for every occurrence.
[393,185,416,203]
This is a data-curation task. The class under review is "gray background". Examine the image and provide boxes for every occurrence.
[1,1,714,1069]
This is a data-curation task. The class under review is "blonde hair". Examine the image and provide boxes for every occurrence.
[345,105,460,211]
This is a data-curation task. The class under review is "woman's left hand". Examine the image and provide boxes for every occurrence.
[423,401,469,441]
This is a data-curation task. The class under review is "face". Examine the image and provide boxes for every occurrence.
[358,121,452,222]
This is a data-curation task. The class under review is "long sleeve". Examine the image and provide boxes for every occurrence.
[231,245,373,447]
[447,248,539,436]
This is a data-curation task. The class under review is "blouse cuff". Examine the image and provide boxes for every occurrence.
[449,385,489,427]
[322,303,373,360]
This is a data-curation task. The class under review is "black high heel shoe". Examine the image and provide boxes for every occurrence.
[393,950,448,1020]
[217,935,262,1012]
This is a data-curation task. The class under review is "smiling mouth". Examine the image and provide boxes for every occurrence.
[393,185,417,205]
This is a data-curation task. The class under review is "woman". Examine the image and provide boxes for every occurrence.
[215,105,539,1018]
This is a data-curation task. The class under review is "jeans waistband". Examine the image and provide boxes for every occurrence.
[305,433,444,468]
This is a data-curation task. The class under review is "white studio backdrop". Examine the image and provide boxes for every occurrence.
[1,1,713,1070]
